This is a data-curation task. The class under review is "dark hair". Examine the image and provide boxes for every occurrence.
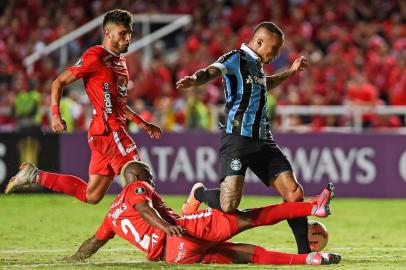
[103,9,132,29]
[253,22,284,39]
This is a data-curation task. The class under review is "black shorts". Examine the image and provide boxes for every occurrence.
[219,132,293,186]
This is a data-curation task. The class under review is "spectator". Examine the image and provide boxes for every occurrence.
[12,76,41,133]
[0,0,405,132]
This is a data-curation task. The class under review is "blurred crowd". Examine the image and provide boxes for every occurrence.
[0,0,405,133]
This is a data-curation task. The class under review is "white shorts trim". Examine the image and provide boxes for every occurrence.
[113,131,127,156]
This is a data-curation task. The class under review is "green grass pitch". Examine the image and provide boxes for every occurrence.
[1,194,406,269]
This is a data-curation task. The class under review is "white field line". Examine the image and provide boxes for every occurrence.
[2,246,406,254]
[2,261,145,269]
[0,247,135,254]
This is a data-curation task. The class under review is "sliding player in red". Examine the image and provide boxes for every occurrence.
[65,161,341,265]
[4,9,162,204]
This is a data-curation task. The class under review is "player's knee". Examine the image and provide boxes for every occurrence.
[283,186,304,202]
[86,192,103,204]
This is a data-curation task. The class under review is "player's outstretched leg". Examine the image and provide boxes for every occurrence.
[236,183,336,231]
[202,243,341,265]
[312,183,335,218]
[182,182,205,215]
[5,162,89,203]
[4,162,38,194]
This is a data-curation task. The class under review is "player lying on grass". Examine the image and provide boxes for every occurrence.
[65,160,341,265]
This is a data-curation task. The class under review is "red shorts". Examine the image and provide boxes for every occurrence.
[88,128,141,176]
[165,208,239,264]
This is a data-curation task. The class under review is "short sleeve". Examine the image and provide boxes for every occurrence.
[210,51,240,75]
[126,182,154,207]
[67,50,100,79]
[95,217,115,241]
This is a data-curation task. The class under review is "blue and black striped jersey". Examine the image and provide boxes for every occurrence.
[211,44,271,140]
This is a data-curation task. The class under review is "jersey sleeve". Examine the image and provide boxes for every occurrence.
[126,182,154,208]
[67,49,101,79]
[95,216,115,241]
[209,51,240,75]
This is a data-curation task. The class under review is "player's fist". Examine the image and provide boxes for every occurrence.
[165,225,186,237]
[176,75,197,89]
[140,121,162,139]
[52,114,67,133]
[290,56,311,74]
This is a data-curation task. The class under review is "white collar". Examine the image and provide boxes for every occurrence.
[98,45,120,57]
[240,43,261,62]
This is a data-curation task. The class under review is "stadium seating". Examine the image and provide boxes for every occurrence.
[0,0,405,132]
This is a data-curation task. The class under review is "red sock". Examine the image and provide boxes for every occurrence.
[36,171,87,202]
[250,202,314,227]
[252,246,308,265]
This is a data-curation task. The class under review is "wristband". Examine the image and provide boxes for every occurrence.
[51,105,60,116]
[131,114,142,124]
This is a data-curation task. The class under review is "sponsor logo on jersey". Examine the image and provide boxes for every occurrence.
[126,143,137,154]
[230,158,242,171]
[174,241,186,263]
[113,61,127,71]
[103,82,113,114]
[110,203,128,219]
[246,74,265,85]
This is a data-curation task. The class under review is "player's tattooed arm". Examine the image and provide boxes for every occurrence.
[266,56,311,90]
[176,66,222,89]
[63,235,108,262]
[266,70,294,90]
[134,200,186,237]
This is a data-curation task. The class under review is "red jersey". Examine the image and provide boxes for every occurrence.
[67,45,129,136]
[95,181,180,261]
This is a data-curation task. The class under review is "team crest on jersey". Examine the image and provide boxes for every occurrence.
[117,76,128,97]
[135,187,146,194]
[230,158,242,171]
[73,57,83,67]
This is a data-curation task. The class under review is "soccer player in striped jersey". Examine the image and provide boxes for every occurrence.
[65,161,340,265]
[176,22,313,254]
[4,10,162,204]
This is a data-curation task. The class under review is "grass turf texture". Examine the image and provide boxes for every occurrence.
[1,194,406,269]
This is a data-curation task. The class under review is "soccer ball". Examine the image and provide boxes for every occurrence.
[308,220,329,252]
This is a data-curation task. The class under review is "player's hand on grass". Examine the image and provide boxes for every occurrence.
[140,121,162,139]
[165,225,186,237]
[52,114,67,133]
[176,75,197,89]
[290,56,311,74]
[60,254,83,263]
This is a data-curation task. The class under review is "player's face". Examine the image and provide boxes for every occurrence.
[107,23,132,54]
[126,167,154,187]
[257,33,283,64]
